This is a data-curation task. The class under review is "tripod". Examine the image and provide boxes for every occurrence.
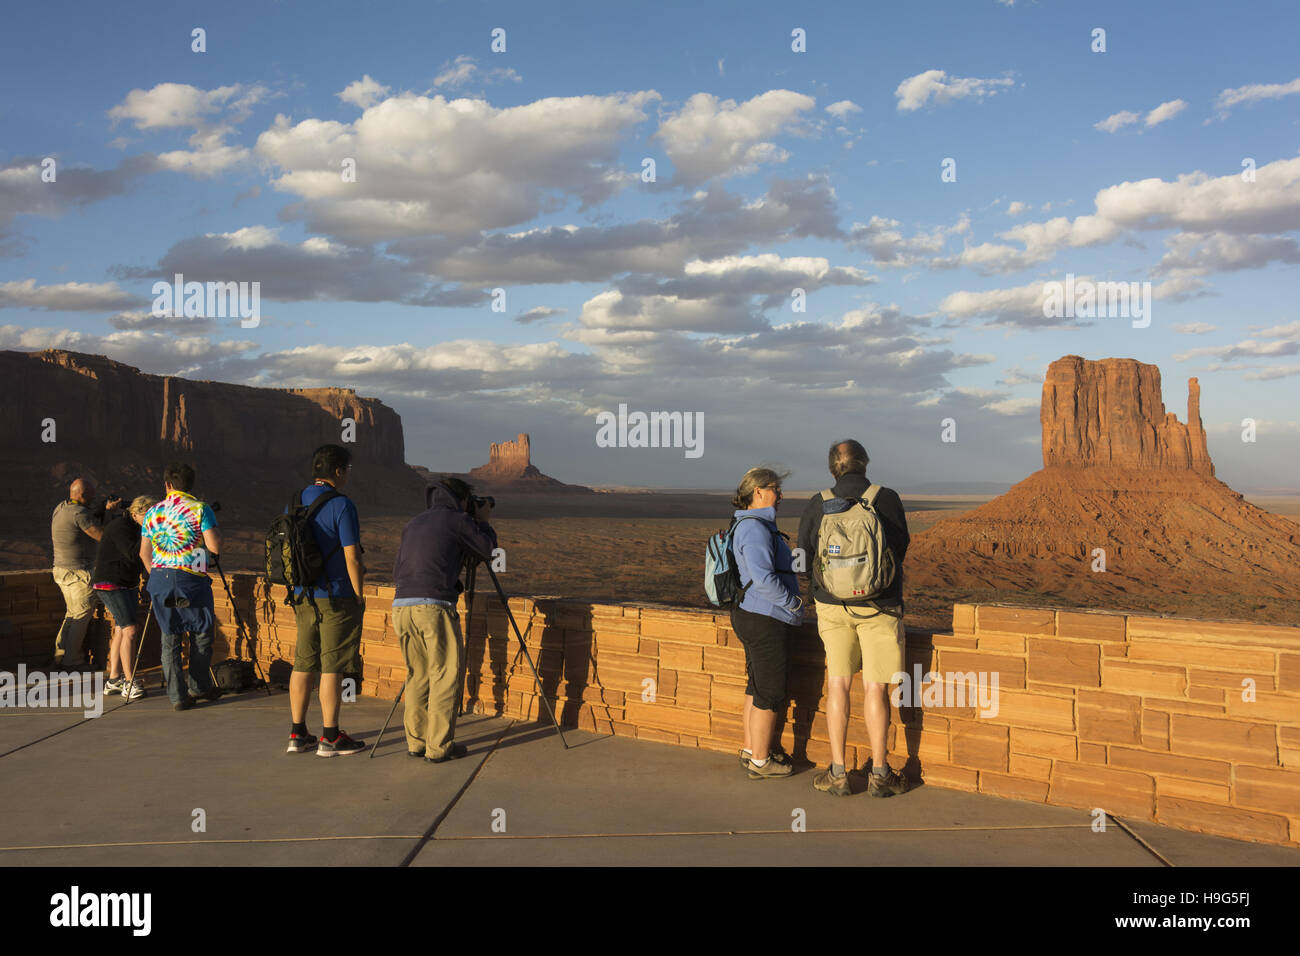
[371,554,568,757]
[212,555,273,697]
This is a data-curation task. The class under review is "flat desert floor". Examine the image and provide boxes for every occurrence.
[9,490,1288,634]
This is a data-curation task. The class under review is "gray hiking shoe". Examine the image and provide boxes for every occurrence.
[813,767,852,796]
[867,766,910,797]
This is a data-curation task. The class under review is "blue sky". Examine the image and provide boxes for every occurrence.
[2,0,1298,491]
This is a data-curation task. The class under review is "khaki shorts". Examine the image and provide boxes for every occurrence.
[53,567,94,618]
[293,599,363,674]
[816,600,905,682]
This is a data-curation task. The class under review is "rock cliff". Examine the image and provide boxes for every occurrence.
[0,349,425,526]
[1041,356,1213,474]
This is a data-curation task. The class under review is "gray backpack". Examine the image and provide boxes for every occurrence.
[814,485,896,601]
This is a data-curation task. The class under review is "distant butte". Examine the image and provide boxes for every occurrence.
[422,433,595,494]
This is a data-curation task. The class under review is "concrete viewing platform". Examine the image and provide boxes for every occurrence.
[2,680,1297,867]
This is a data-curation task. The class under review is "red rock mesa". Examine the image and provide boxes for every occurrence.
[907,356,1300,615]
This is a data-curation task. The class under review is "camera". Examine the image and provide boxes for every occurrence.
[469,494,495,517]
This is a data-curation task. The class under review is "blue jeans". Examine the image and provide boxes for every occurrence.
[146,568,216,705]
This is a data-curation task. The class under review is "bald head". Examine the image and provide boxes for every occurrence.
[69,478,94,503]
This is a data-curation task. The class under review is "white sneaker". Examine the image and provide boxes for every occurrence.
[122,680,146,700]
[105,676,125,694]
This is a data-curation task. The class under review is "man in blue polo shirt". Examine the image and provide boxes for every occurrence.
[286,444,366,757]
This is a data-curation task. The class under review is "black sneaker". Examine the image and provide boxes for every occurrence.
[197,686,223,702]
[867,766,911,798]
[426,742,468,764]
[286,732,319,753]
[317,731,364,757]
[173,698,195,712]
[408,749,426,758]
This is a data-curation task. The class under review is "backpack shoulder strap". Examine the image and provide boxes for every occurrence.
[303,487,340,521]
[822,488,834,500]
[863,484,882,507]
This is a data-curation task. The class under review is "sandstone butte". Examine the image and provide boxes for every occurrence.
[0,348,425,523]
[453,432,593,492]
[907,355,1300,609]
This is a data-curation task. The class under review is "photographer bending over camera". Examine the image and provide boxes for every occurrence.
[392,479,497,763]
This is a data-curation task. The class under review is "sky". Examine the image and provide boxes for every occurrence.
[2,0,1298,492]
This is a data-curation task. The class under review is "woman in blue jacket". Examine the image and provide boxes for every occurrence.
[729,466,804,778]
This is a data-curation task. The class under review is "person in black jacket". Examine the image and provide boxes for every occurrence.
[796,439,911,798]
[91,496,154,699]
[392,479,498,763]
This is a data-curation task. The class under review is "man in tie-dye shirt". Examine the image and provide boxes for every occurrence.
[140,461,223,710]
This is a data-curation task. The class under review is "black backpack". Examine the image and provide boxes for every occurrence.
[264,487,341,611]
[212,658,260,693]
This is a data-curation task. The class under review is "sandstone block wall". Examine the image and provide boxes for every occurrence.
[4,570,1296,849]
[197,577,1299,849]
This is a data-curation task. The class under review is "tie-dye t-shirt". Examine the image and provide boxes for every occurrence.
[141,491,217,575]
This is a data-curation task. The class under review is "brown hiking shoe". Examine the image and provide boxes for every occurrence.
[746,756,793,780]
[813,767,851,796]
[867,766,910,797]
[739,747,792,769]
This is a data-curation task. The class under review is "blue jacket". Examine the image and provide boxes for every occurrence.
[732,506,804,626]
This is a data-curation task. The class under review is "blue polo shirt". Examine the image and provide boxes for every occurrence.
[291,483,361,600]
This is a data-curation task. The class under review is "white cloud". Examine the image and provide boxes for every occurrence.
[825,100,862,120]
[1154,231,1300,276]
[894,70,1014,112]
[1253,320,1300,338]
[653,90,817,184]
[1145,98,1188,127]
[938,276,1098,328]
[1213,76,1300,119]
[1176,339,1298,361]
[337,75,391,109]
[0,279,138,312]
[998,155,1300,264]
[432,55,522,90]
[257,90,658,240]
[1006,200,1028,216]
[1095,110,1140,134]
[108,82,270,176]
[849,214,969,267]
[1173,322,1217,335]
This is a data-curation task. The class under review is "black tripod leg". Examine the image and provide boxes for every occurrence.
[484,564,568,749]
[369,684,405,758]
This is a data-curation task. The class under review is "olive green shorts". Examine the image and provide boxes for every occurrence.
[815,600,905,682]
[293,598,363,674]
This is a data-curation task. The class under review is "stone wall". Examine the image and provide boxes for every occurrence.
[4,569,1296,848]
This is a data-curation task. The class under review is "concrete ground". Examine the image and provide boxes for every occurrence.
[2,675,1297,867]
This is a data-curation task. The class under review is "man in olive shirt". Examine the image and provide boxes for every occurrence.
[50,478,120,668]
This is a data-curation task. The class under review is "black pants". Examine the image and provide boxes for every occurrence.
[730,606,791,712]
